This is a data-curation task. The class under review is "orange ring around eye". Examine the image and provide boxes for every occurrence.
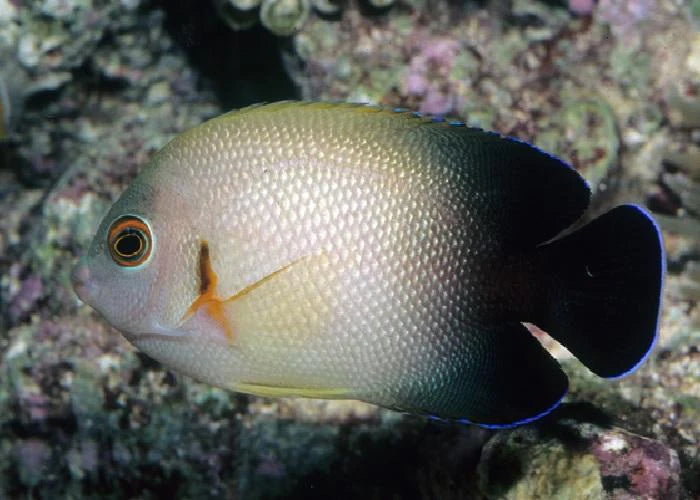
[107,216,152,267]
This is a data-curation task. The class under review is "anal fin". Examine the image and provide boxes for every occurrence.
[448,322,568,428]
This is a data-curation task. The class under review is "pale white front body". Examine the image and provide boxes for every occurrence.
[124,104,475,413]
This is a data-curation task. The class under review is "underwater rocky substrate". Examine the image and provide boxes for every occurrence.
[0,0,698,498]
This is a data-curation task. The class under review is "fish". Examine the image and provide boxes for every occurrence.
[72,101,665,428]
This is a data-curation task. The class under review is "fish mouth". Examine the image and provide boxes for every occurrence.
[71,258,96,305]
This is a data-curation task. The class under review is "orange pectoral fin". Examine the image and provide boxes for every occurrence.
[183,241,317,345]
[183,240,236,343]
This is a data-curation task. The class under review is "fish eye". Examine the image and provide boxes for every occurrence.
[107,216,153,267]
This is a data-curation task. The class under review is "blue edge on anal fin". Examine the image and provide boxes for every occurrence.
[461,390,568,429]
[426,389,568,429]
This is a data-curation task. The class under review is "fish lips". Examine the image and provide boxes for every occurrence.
[71,258,98,306]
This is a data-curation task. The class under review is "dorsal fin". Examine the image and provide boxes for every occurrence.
[422,124,592,248]
[216,101,591,248]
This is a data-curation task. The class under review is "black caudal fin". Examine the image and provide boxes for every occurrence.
[537,205,665,378]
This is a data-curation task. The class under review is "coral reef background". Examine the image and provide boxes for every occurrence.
[0,0,697,498]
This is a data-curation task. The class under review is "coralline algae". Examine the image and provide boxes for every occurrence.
[478,423,681,499]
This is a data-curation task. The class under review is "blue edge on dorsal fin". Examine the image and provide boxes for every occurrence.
[393,108,468,127]
[391,106,582,180]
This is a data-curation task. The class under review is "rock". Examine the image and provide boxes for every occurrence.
[478,421,682,500]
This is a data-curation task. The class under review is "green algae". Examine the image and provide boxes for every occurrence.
[536,97,619,192]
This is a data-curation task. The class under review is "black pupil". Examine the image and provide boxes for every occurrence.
[115,231,143,258]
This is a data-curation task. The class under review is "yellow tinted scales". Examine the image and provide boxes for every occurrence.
[233,382,350,399]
